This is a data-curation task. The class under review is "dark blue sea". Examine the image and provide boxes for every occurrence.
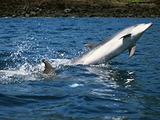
[0,18,160,120]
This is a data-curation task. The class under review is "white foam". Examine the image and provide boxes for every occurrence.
[50,59,71,67]
[69,83,84,88]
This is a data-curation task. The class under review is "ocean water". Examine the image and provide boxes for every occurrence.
[0,18,160,120]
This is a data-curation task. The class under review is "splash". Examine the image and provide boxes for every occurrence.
[0,39,45,84]
[50,58,71,67]
[0,57,72,84]
[0,62,44,84]
[0,37,71,84]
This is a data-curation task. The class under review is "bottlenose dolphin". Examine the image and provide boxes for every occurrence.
[71,22,152,65]
[0,59,56,76]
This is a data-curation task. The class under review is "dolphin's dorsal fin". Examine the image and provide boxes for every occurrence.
[42,59,56,75]
[84,43,97,49]
[128,45,136,58]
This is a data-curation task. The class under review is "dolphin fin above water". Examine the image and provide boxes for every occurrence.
[42,59,56,75]
[128,46,136,58]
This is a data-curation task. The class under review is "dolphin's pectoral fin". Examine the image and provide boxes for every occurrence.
[121,34,131,39]
[128,45,136,58]
[84,44,97,49]
[42,59,56,75]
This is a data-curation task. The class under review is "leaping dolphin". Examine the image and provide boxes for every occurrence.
[71,22,153,65]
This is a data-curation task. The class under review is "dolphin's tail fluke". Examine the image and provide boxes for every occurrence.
[42,59,56,75]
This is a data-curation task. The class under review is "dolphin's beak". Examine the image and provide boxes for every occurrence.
[132,22,153,36]
[138,22,153,32]
[144,22,153,30]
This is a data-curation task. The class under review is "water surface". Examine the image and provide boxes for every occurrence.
[0,18,160,120]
